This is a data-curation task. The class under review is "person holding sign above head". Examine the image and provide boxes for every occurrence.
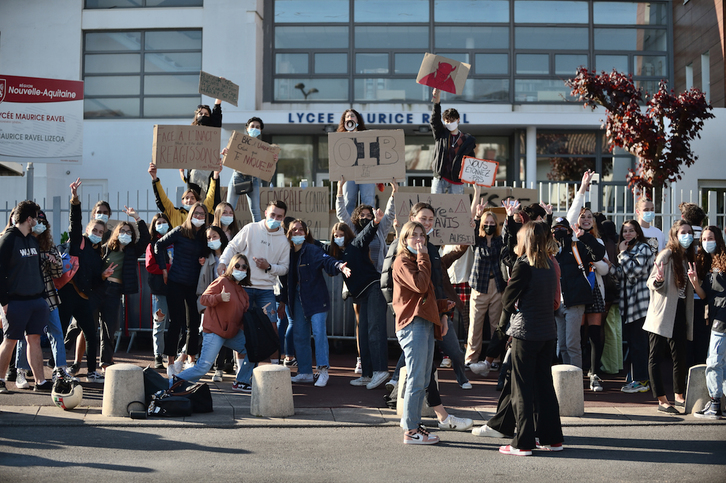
[179,99,224,197]
[429,88,476,195]
[227,117,268,222]
[148,161,219,229]
[337,109,375,216]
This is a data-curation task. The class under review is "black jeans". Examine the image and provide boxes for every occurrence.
[59,285,99,373]
[648,298,688,398]
[164,280,201,358]
[624,317,649,382]
[510,338,563,450]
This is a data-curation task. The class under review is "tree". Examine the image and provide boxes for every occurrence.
[565,68,714,193]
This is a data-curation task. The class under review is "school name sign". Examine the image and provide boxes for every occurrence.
[0,75,84,164]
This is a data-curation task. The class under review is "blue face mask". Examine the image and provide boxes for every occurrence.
[232,270,247,281]
[220,215,234,227]
[208,239,221,251]
[95,213,109,224]
[182,204,194,212]
[291,235,306,245]
[156,223,169,235]
[32,222,47,235]
[642,211,655,223]
[88,233,102,245]
[678,233,694,249]
[407,245,418,255]
[118,233,132,245]
[266,218,281,230]
[334,236,345,247]
[703,240,717,254]
[248,128,261,138]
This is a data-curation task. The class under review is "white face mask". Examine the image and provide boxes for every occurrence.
[220,215,234,226]
[702,240,717,254]
[208,239,222,251]
[191,218,205,228]
[118,233,132,245]
[232,270,247,281]
[334,236,345,247]
[95,213,109,224]
[156,223,169,235]
[444,121,458,132]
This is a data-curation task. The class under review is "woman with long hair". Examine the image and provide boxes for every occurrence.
[213,201,239,242]
[498,221,563,455]
[145,212,172,369]
[611,220,654,394]
[155,202,209,374]
[644,220,696,413]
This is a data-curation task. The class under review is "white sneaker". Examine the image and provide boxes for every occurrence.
[354,357,362,374]
[590,374,604,392]
[460,382,472,390]
[440,356,452,368]
[15,370,30,389]
[183,360,195,371]
[291,373,315,383]
[350,376,371,386]
[87,371,105,383]
[472,424,508,438]
[212,370,223,382]
[470,360,491,377]
[366,371,389,390]
[314,367,329,387]
[438,414,474,431]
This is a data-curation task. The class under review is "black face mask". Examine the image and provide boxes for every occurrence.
[358,218,371,229]
[553,230,570,244]
[196,115,212,126]
[483,225,496,236]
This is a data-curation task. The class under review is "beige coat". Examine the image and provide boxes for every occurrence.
[643,249,693,340]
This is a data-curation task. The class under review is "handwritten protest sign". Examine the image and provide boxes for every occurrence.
[416,53,471,95]
[152,125,221,170]
[459,156,499,187]
[198,71,239,106]
[394,192,474,245]
[328,129,406,183]
[232,187,330,240]
[222,131,281,182]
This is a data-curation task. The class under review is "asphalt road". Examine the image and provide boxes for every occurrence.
[1,423,724,482]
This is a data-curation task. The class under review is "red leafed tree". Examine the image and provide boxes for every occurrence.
[566,68,714,193]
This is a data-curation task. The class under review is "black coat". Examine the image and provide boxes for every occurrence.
[102,220,150,295]
[555,233,606,307]
[155,226,206,287]
[429,102,476,183]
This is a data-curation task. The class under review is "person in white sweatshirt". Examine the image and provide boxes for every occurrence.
[218,200,291,328]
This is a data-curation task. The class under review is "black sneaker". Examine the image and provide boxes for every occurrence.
[232,381,252,393]
[68,363,80,376]
[154,355,164,369]
[5,367,17,382]
[694,399,723,420]
[0,380,8,394]
[34,380,53,392]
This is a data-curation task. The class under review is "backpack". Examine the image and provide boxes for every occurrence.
[243,306,279,363]
[53,239,84,290]
[380,240,399,304]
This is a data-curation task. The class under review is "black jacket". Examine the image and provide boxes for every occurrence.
[68,201,105,296]
[334,221,381,299]
[0,227,45,304]
[503,256,558,341]
[429,102,476,183]
[155,226,206,287]
[102,220,150,295]
[555,233,606,307]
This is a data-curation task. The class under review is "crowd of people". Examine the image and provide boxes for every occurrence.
[0,90,724,455]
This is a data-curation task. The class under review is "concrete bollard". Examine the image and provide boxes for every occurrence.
[552,364,584,417]
[102,364,146,418]
[685,364,711,415]
[396,366,437,419]
[250,365,294,417]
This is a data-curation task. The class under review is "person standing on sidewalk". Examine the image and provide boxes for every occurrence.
[0,200,53,393]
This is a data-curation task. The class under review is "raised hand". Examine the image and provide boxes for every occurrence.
[432,88,441,104]
[373,208,384,224]
[337,176,345,197]
[70,178,82,198]
[415,240,428,255]
[220,286,231,302]
[579,169,594,193]
[124,205,140,221]
[339,262,352,278]
[148,162,158,181]
[390,178,398,194]
[654,261,665,282]
[503,199,520,217]
[573,222,585,239]
[539,201,553,215]
[687,262,699,286]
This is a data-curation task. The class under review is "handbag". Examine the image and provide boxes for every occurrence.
[167,377,213,413]
[148,395,193,417]
[232,174,254,195]
[243,306,279,363]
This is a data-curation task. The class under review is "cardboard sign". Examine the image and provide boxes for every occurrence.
[328,129,406,183]
[152,125,221,170]
[198,71,239,107]
[232,187,330,240]
[222,131,281,182]
[459,156,499,187]
[416,53,471,95]
[394,193,474,245]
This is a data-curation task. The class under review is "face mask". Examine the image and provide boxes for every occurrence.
[191,218,205,228]
[407,245,418,255]
[220,215,234,227]
[702,240,717,254]
[182,204,194,212]
[642,211,655,223]
[156,223,169,235]
[118,233,132,245]
[247,128,261,138]
[334,237,345,247]
[344,120,357,132]
[678,233,693,249]
[553,230,570,243]
[444,121,458,132]
[196,115,212,126]
[358,218,371,229]
[291,235,306,245]
[208,239,221,251]
[266,218,281,230]
[232,270,247,281]
[88,233,102,245]
[95,213,109,224]
[483,225,496,236]
[32,223,47,235]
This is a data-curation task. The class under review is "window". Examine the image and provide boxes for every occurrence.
[702,52,711,102]
[85,0,202,7]
[83,30,202,118]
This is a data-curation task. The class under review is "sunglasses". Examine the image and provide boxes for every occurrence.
[119,230,133,235]
[234,263,248,270]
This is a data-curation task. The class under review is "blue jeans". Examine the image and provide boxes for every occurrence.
[287,287,329,374]
[176,330,254,385]
[396,317,435,431]
[246,288,278,325]
[227,171,262,222]
[431,177,464,195]
[277,305,295,358]
[152,294,168,357]
[342,181,375,216]
[16,308,65,370]
[706,330,726,399]
[357,282,389,376]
